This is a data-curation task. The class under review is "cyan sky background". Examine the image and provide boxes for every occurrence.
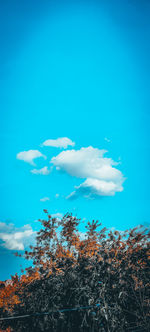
[0,0,150,279]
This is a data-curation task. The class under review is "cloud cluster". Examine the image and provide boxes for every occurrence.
[16,138,125,200]
[42,137,75,149]
[16,137,74,174]
[17,150,46,166]
[0,222,35,251]
[51,146,124,199]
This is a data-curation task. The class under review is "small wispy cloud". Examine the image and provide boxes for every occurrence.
[42,137,75,149]
[40,197,50,202]
[51,213,63,221]
[55,193,60,198]
[104,137,111,143]
[17,150,46,166]
[0,222,35,251]
[31,166,51,175]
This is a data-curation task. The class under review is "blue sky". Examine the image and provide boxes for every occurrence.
[0,0,150,280]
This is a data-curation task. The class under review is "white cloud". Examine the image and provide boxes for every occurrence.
[42,137,75,149]
[51,146,125,199]
[40,197,50,202]
[55,193,60,198]
[0,222,35,251]
[17,150,46,166]
[31,166,51,175]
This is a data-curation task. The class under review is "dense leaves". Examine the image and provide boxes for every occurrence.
[0,211,150,331]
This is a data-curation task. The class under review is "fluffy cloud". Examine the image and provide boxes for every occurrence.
[31,166,51,175]
[0,222,35,251]
[17,150,46,166]
[51,146,125,199]
[40,197,50,202]
[51,147,117,180]
[42,137,75,149]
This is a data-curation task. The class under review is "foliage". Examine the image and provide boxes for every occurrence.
[0,211,150,331]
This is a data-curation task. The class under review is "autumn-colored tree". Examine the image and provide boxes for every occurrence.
[0,211,149,332]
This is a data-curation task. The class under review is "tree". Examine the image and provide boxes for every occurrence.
[0,211,150,331]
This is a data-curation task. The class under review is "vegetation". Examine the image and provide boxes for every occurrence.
[0,211,150,331]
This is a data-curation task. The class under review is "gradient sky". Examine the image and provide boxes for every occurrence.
[0,0,150,280]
